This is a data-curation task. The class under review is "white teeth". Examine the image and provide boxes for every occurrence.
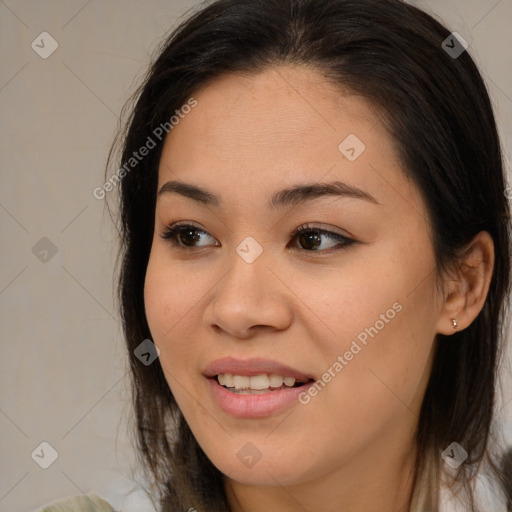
[268,375,284,388]
[283,377,296,387]
[233,375,250,389]
[217,373,298,390]
[249,374,270,390]
[218,374,234,387]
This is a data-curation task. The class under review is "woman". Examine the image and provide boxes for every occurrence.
[41,0,512,510]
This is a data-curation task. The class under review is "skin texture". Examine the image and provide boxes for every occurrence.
[143,66,494,512]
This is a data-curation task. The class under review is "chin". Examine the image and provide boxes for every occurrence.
[208,451,312,487]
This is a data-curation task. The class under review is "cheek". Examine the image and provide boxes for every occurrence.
[291,243,438,432]
[287,246,435,364]
[143,248,205,364]
[144,242,207,329]
[143,250,209,424]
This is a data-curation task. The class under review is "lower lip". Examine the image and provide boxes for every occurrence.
[206,377,314,418]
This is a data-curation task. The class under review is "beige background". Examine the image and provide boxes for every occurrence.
[1,1,511,511]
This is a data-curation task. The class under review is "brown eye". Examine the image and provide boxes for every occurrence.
[161,224,218,249]
[290,225,355,252]
[298,231,322,250]
[177,227,202,247]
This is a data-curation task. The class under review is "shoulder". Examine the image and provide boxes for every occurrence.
[36,493,115,512]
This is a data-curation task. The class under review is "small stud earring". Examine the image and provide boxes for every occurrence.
[451,318,458,329]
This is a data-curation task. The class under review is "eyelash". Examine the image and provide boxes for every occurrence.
[160,222,356,253]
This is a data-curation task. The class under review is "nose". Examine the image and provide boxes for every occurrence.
[203,247,294,339]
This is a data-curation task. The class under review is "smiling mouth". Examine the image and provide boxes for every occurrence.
[214,373,314,394]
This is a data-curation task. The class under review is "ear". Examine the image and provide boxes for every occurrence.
[437,231,494,335]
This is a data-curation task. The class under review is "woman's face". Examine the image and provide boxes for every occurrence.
[144,66,445,490]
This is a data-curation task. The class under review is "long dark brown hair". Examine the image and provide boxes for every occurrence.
[106,0,512,510]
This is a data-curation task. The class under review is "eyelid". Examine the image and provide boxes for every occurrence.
[163,220,204,232]
[292,222,355,240]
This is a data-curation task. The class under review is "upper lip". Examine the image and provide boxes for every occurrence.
[203,357,314,381]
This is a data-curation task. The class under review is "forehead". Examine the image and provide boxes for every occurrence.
[157,65,405,208]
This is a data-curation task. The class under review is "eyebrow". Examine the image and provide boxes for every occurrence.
[157,179,379,208]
